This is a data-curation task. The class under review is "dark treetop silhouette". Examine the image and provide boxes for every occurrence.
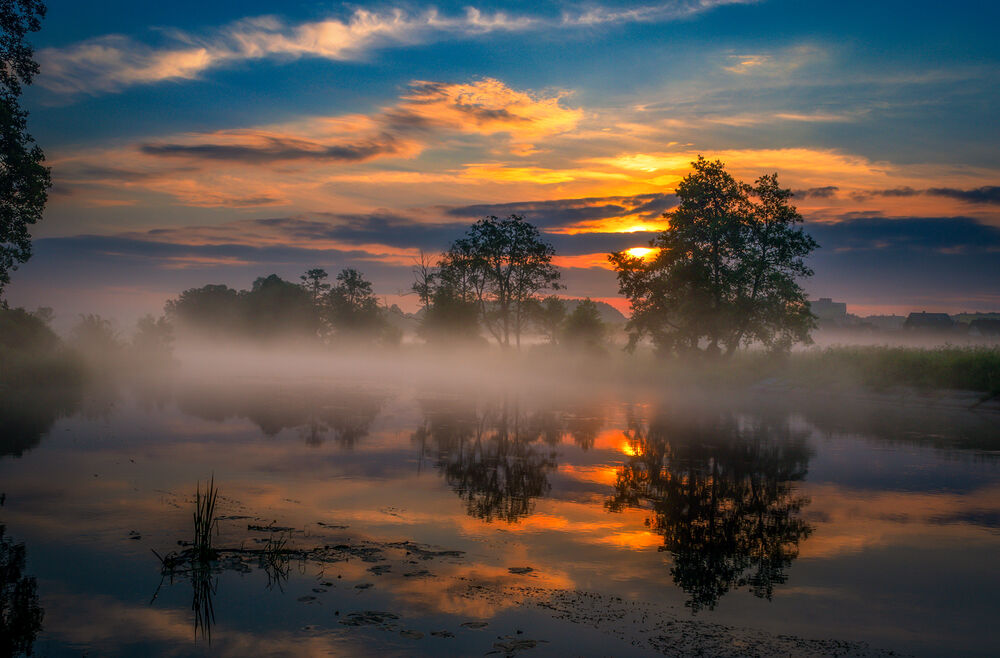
[0,0,50,298]
[418,214,561,348]
[610,157,818,357]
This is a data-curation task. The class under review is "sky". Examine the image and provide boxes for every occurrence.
[5,0,1000,325]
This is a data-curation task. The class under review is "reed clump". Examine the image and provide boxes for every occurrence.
[193,476,219,562]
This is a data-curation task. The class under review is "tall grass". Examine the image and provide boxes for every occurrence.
[785,346,1000,394]
[193,476,219,562]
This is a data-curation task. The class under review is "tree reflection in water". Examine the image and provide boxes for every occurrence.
[606,410,814,612]
[176,385,384,448]
[413,397,560,523]
[0,526,44,656]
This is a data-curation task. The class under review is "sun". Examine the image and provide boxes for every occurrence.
[625,247,656,259]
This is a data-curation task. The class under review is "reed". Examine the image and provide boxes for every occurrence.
[193,476,219,562]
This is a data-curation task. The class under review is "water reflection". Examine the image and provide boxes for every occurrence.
[0,385,81,459]
[0,526,44,656]
[606,410,814,612]
[176,384,385,447]
[413,397,561,523]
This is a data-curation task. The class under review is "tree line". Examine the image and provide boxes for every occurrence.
[162,158,818,356]
[2,157,820,361]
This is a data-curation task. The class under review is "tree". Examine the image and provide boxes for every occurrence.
[440,215,561,348]
[410,251,435,312]
[244,274,320,339]
[325,268,391,341]
[562,298,606,352]
[610,157,817,356]
[0,0,50,298]
[299,268,330,303]
[165,284,244,336]
[131,314,174,363]
[529,295,567,345]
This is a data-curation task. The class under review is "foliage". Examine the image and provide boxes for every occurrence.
[244,274,320,339]
[325,268,380,331]
[299,268,330,303]
[324,268,399,344]
[0,0,49,297]
[529,295,567,345]
[610,157,817,357]
[0,305,56,353]
[438,215,561,348]
[164,269,400,344]
[418,283,482,344]
[561,298,606,352]
[69,314,123,355]
[131,314,174,363]
[165,284,244,336]
[0,525,44,657]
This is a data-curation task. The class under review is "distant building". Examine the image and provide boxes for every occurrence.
[903,312,954,331]
[810,298,848,326]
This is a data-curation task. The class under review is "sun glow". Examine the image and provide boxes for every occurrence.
[625,247,656,259]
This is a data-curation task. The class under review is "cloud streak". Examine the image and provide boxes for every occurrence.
[38,3,754,97]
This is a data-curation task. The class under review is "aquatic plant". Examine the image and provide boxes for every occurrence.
[193,476,219,562]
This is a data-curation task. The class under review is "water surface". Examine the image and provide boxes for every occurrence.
[1,367,998,656]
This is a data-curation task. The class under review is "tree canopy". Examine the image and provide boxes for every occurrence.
[430,214,561,348]
[0,0,49,298]
[610,157,817,356]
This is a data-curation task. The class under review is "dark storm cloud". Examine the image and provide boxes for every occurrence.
[139,134,403,163]
[445,193,677,228]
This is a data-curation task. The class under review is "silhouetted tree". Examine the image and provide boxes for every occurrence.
[131,314,174,363]
[562,298,606,352]
[606,409,813,612]
[166,276,322,340]
[0,525,44,656]
[165,284,244,336]
[300,268,331,303]
[419,284,482,345]
[610,157,817,356]
[529,295,567,345]
[411,251,435,312]
[415,244,483,344]
[440,215,561,348]
[69,314,122,354]
[325,268,400,344]
[244,274,321,339]
[0,306,55,353]
[0,0,49,298]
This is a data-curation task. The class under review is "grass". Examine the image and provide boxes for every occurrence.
[630,345,1000,395]
[783,346,1000,395]
[193,476,219,562]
